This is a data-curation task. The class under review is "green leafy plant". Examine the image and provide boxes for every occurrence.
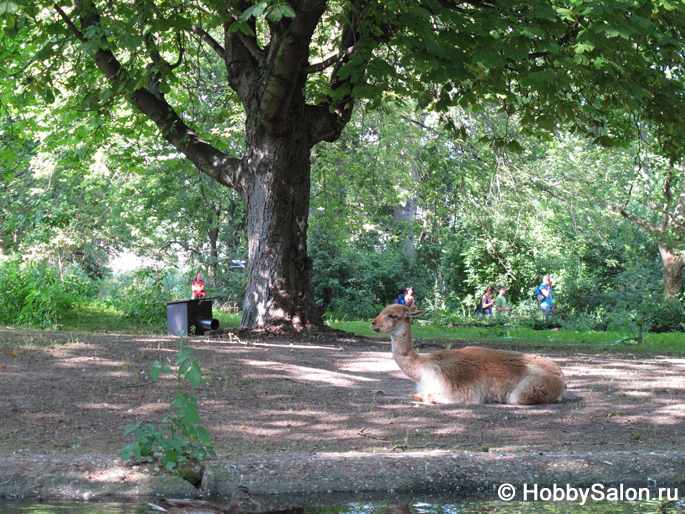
[105,267,184,326]
[121,340,217,470]
[0,256,80,328]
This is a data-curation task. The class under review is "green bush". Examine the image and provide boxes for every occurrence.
[310,229,434,320]
[212,267,248,305]
[0,256,83,327]
[105,267,182,326]
[589,261,684,333]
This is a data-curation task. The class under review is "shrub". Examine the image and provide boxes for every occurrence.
[211,267,248,305]
[310,231,434,320]
[0,256,80,327]
[105,267,181,326]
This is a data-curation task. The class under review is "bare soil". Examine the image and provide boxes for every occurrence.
[1,327,684,458]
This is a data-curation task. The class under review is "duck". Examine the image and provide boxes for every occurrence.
[148,485,259,514]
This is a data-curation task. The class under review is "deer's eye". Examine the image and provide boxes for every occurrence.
[388,314,397,319]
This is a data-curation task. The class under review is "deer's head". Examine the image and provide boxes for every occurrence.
[371,304,425,336]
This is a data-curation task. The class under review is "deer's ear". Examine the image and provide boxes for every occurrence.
[406,310,426,318]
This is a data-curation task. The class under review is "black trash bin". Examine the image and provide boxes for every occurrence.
[166,299,220,336]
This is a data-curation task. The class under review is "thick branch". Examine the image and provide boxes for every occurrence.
[607,205,662,234]
[303,45,355,74]
[190,24,226,59]
[235,30,265,63]
[61,2,242,192]
[305,104,353,145]
[260,0,327,128]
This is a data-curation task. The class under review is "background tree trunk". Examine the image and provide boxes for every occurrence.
[658,242,685,298]
[207,203,221,280]
[393,154,420,258]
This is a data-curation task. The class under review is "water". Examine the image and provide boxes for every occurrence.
[1,494,683,514]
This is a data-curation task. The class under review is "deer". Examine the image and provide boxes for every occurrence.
[370,304,566,405]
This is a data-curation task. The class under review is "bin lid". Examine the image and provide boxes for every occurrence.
[165,297,217,305]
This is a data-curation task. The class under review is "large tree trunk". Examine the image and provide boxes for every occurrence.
[239,97,322,330]
[658,242,685,299]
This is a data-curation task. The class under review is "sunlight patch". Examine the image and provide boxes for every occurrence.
[245,360,378,386]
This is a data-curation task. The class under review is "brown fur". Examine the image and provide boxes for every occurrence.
[370,304,566,405]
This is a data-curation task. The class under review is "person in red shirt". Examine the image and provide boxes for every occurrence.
[191,272,205,300]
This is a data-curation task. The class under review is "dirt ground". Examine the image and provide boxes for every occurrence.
[1,326,684,458]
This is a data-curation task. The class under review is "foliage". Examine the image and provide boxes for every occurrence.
[598,261,685,333]
[121,340,217,470]
[104,267,185,326]
[125,162,248,281]
[0,255,94,327]
[209,262,249,305]
[310,226,433,320]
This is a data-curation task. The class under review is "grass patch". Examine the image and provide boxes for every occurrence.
[58,300,242,335]
[214,310,241,329]
[41,301,685,356]
[59,300,164,334]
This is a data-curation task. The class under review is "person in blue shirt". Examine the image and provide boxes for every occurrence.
[394,288,407,305]
[538,275,555,319]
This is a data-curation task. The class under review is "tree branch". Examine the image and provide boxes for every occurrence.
[234,30,265,63]
[307,21,360,145]
[260,0,327,129]
[303,45,355,74]
[607,205,662,234]
[305,104,352,145]
[60,1,243,193]
[190,24,226,60]
[54,4,86,42]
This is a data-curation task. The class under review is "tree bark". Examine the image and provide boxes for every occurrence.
[658,242,685,299]
[392,150,420,258]
[239,93,322,330]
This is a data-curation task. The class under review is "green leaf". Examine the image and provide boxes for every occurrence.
[506,140,524,153]
[158,80,171,95]
[150,361,161,381]
[0,1,20,16]
[123,421,143,436]
[121,442,135,459]
[240,2,268,21]
[185,361,203,388]
[171,394,191,408]
[178,359,191,377]
[238,21,254,36]
[267,4,296,22]
[351,83,378,99]
[196,425,212,445]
